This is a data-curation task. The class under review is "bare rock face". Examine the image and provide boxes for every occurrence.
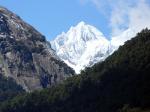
[0,7,75,91]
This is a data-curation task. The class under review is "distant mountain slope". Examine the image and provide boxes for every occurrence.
[1,29,150,112]
[0,7,74,91]
[111,28,137,47]
[51,22,114,73]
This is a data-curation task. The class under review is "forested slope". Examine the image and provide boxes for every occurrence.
[0,29,150,112]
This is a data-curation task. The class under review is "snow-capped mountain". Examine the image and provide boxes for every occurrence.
[51,21,115,73]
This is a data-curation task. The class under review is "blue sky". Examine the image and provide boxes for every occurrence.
[0,0,110,40]
[0,0,150,41]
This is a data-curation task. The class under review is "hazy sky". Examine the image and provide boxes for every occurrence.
[0,0,150,41]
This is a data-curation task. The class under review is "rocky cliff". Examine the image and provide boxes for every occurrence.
[0,7,74,91]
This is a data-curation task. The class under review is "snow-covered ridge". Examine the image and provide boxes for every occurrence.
[51,21,114,73]
[111,28,137,47]
[51,21,136,73]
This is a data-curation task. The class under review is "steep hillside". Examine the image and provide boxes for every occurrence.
[0,29,150,112]
[0,7,74,91]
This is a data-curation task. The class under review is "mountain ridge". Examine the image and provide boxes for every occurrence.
[1,28,150,112]
[51,21,140,73]
[51,21,114,73]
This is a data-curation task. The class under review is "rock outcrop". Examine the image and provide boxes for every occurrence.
[0,7,75,91]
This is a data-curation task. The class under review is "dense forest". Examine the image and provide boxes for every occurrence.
[0,74,24,103]
[0,29,150,112]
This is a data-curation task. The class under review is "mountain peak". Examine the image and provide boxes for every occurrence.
[69,21,106,42]
[0,6,6,11]
[51,22,114,73]
[70,21,87,31]
[76,21,86,27]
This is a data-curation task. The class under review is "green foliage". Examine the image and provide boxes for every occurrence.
[1,29,150,112]
[0,74,24,103]
[119,105,150,112]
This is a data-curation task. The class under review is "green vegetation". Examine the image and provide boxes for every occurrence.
[0,74,24,103]
[0,29,150,112]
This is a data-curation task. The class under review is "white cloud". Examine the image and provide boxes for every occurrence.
[109,0,131,36]
[128,0,150,32]
[111,0,150,36]
[79,0,150,46]
[111,0,150,46]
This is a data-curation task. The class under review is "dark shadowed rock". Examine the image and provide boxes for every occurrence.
[0,7,75,91]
